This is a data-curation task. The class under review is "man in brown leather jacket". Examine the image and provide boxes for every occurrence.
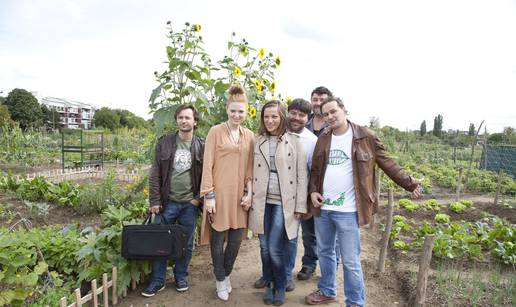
[305,97,421,306]
[142,104,205,297]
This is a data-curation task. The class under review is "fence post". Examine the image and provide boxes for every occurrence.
[455,167,463,202]
[494,170,503,206]
[112,266,118,305]
[75,288,82,307]
[59,297,67,307]
[414,235,436,307]
[91,279,98,307]
[103,273,109,307]
[377,189,394,272]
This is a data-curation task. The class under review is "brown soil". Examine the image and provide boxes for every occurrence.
[117,192,515,307]
[119,226,408,307]
[0,164,57,175]
[3,174,514,307]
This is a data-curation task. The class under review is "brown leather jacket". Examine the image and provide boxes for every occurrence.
[149,133,205,208]
[308,121,419,226]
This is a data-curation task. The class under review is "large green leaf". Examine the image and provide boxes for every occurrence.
[152,106,178,138]
[33,261,48,275]
[0,290,15,306]
[149,83,164,103]
[22,272,38,286]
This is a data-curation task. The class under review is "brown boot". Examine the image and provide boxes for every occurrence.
[305,289,336,305]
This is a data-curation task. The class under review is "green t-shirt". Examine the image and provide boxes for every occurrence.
[169,138,194,202]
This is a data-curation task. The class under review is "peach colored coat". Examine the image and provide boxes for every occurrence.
[200,123,255,245]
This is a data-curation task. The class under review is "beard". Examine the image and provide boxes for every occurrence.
[178,126,193,132]
[288,119,304,133]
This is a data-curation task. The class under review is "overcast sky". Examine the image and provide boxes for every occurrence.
[1,0,515,132]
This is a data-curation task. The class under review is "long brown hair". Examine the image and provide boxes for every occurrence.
[258,100,287,136]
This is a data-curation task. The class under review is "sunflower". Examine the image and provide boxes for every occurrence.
[254,79,263,94]
[258,48,265,60]
[234,67,241,77]
[195,24,201,32]
[249,107,257,118]
[275,56,281,68]
[271,80,276,92]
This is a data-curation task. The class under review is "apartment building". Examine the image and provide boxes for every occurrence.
[39,96,96,129]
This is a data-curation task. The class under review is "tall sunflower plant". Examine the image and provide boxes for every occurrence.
[149,21,283,137]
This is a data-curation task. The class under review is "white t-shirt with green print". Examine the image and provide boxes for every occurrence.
[322,127,357,212]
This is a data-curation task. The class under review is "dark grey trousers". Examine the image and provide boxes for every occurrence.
[210,227,245,281]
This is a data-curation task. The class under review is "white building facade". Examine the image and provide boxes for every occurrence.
[39,96,96,129]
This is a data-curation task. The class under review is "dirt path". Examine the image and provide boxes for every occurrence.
[120,226,407,307]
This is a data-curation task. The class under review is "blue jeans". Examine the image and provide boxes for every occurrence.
[315,211,365,307]
[149,201,199,285]
[300,217,318,270]
[286,236,297,281]
[259,232,297,282]
[259,204,289,290]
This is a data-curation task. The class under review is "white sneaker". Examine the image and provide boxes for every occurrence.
[216,280,229,301]
[225,276,232,293]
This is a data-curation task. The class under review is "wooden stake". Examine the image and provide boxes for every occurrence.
[103,273,109,307]
[455,167,463,202]
[494,170,503,206]
[414,235,436,307]
[91,279,98,307]
[377,189,394,272]
[75,288,82,307]
[112,267,118,305]
[59,297,67,307]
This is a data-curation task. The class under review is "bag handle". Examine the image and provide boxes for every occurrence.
[143,213,167,225]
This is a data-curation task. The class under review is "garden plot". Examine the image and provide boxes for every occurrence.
[375,195,515,306]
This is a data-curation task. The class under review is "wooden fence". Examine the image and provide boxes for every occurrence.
[47,267,119,307]
[376,188,437,306]
[14,166,148,183]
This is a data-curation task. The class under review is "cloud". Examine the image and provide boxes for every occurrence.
[1,0,515,132]
[281,19,335,43]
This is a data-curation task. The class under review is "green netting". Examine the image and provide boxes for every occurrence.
[480,145,516,178]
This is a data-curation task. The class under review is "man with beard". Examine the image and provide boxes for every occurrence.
[142,104,205,297]
[297,86,333,281]
[254,98,316,291]
[305,97,421,306]
[306,86,333,137]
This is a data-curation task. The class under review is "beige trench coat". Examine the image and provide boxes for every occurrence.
[248,132,308,240]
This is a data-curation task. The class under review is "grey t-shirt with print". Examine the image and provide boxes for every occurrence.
[169,138,194,202]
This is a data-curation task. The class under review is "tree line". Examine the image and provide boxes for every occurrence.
[0,88,150,131]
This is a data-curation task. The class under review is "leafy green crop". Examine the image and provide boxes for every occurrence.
[390,215,412,239]
[398,198,419,212]
[422,199,441,211]
[449,201,467,213]
[435,213,451,224]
